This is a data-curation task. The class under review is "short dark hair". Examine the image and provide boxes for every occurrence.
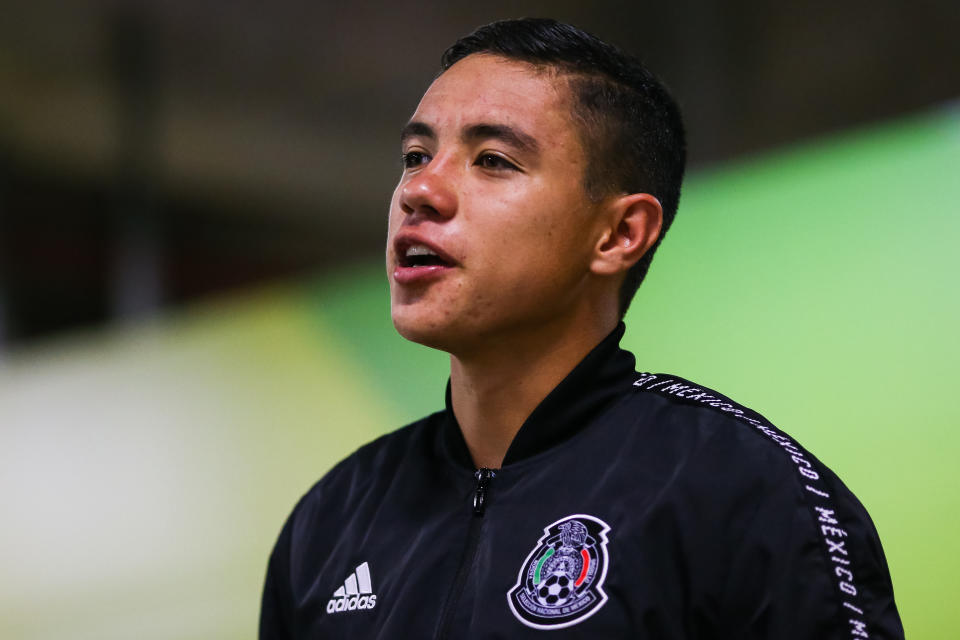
[441,18,686,317]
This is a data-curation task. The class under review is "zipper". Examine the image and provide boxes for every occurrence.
[435,468,495,640]
[472,467,494,515]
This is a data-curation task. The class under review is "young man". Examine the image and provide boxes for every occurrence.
[260,19,903,639]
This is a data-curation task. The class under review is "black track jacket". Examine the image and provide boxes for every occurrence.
[260,324,903,639]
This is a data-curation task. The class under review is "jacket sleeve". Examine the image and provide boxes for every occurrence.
[259,513,296,640]
[717,454,905,640]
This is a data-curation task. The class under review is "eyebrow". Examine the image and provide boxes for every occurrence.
[400,121,435,146]
[400,121,541,156]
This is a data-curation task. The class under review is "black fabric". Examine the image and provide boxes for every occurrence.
[260,325,904,639]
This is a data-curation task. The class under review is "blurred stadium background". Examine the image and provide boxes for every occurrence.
[1,1,958,638]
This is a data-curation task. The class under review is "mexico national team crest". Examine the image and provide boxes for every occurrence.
[507,514,611,630]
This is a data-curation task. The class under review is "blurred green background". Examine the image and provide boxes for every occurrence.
[1,107,956,638]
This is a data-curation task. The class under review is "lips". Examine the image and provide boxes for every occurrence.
[392,233,458,285]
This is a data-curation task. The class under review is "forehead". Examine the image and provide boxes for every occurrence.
[411,54,577,143]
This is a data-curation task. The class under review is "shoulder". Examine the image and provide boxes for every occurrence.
[621,371,866,567]
[267,411,445,580]
[261,410,446,630]
[293,410,444,520]
[623,370,857,517]
[625,371,819,479]
[623,372,901,636]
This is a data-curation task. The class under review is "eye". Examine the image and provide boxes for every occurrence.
[475,153,519,171]
[401,151,431,169]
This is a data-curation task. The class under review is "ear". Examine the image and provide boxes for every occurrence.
[590,193,663,276]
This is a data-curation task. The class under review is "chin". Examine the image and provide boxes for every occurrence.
[391,307,458,352]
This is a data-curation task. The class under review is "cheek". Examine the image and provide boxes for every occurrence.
[386,194,406,241]
[388,187,402,220]
[491,191,592,268]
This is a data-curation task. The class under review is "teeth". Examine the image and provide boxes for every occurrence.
[405,244,438,258]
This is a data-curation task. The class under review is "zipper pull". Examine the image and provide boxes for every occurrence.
[472,468,495,516]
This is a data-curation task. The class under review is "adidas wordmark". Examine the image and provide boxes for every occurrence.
[326,562,377,614]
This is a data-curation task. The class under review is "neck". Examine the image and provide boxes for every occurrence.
[449,314,617,469]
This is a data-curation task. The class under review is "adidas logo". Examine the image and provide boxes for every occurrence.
[326,562,378,614]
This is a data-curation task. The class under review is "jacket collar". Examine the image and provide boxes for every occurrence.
[440,322,637,469]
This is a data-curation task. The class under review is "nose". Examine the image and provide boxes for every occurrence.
[398,159,458,220]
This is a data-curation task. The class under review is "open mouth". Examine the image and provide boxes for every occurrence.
[398,244,455,268]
